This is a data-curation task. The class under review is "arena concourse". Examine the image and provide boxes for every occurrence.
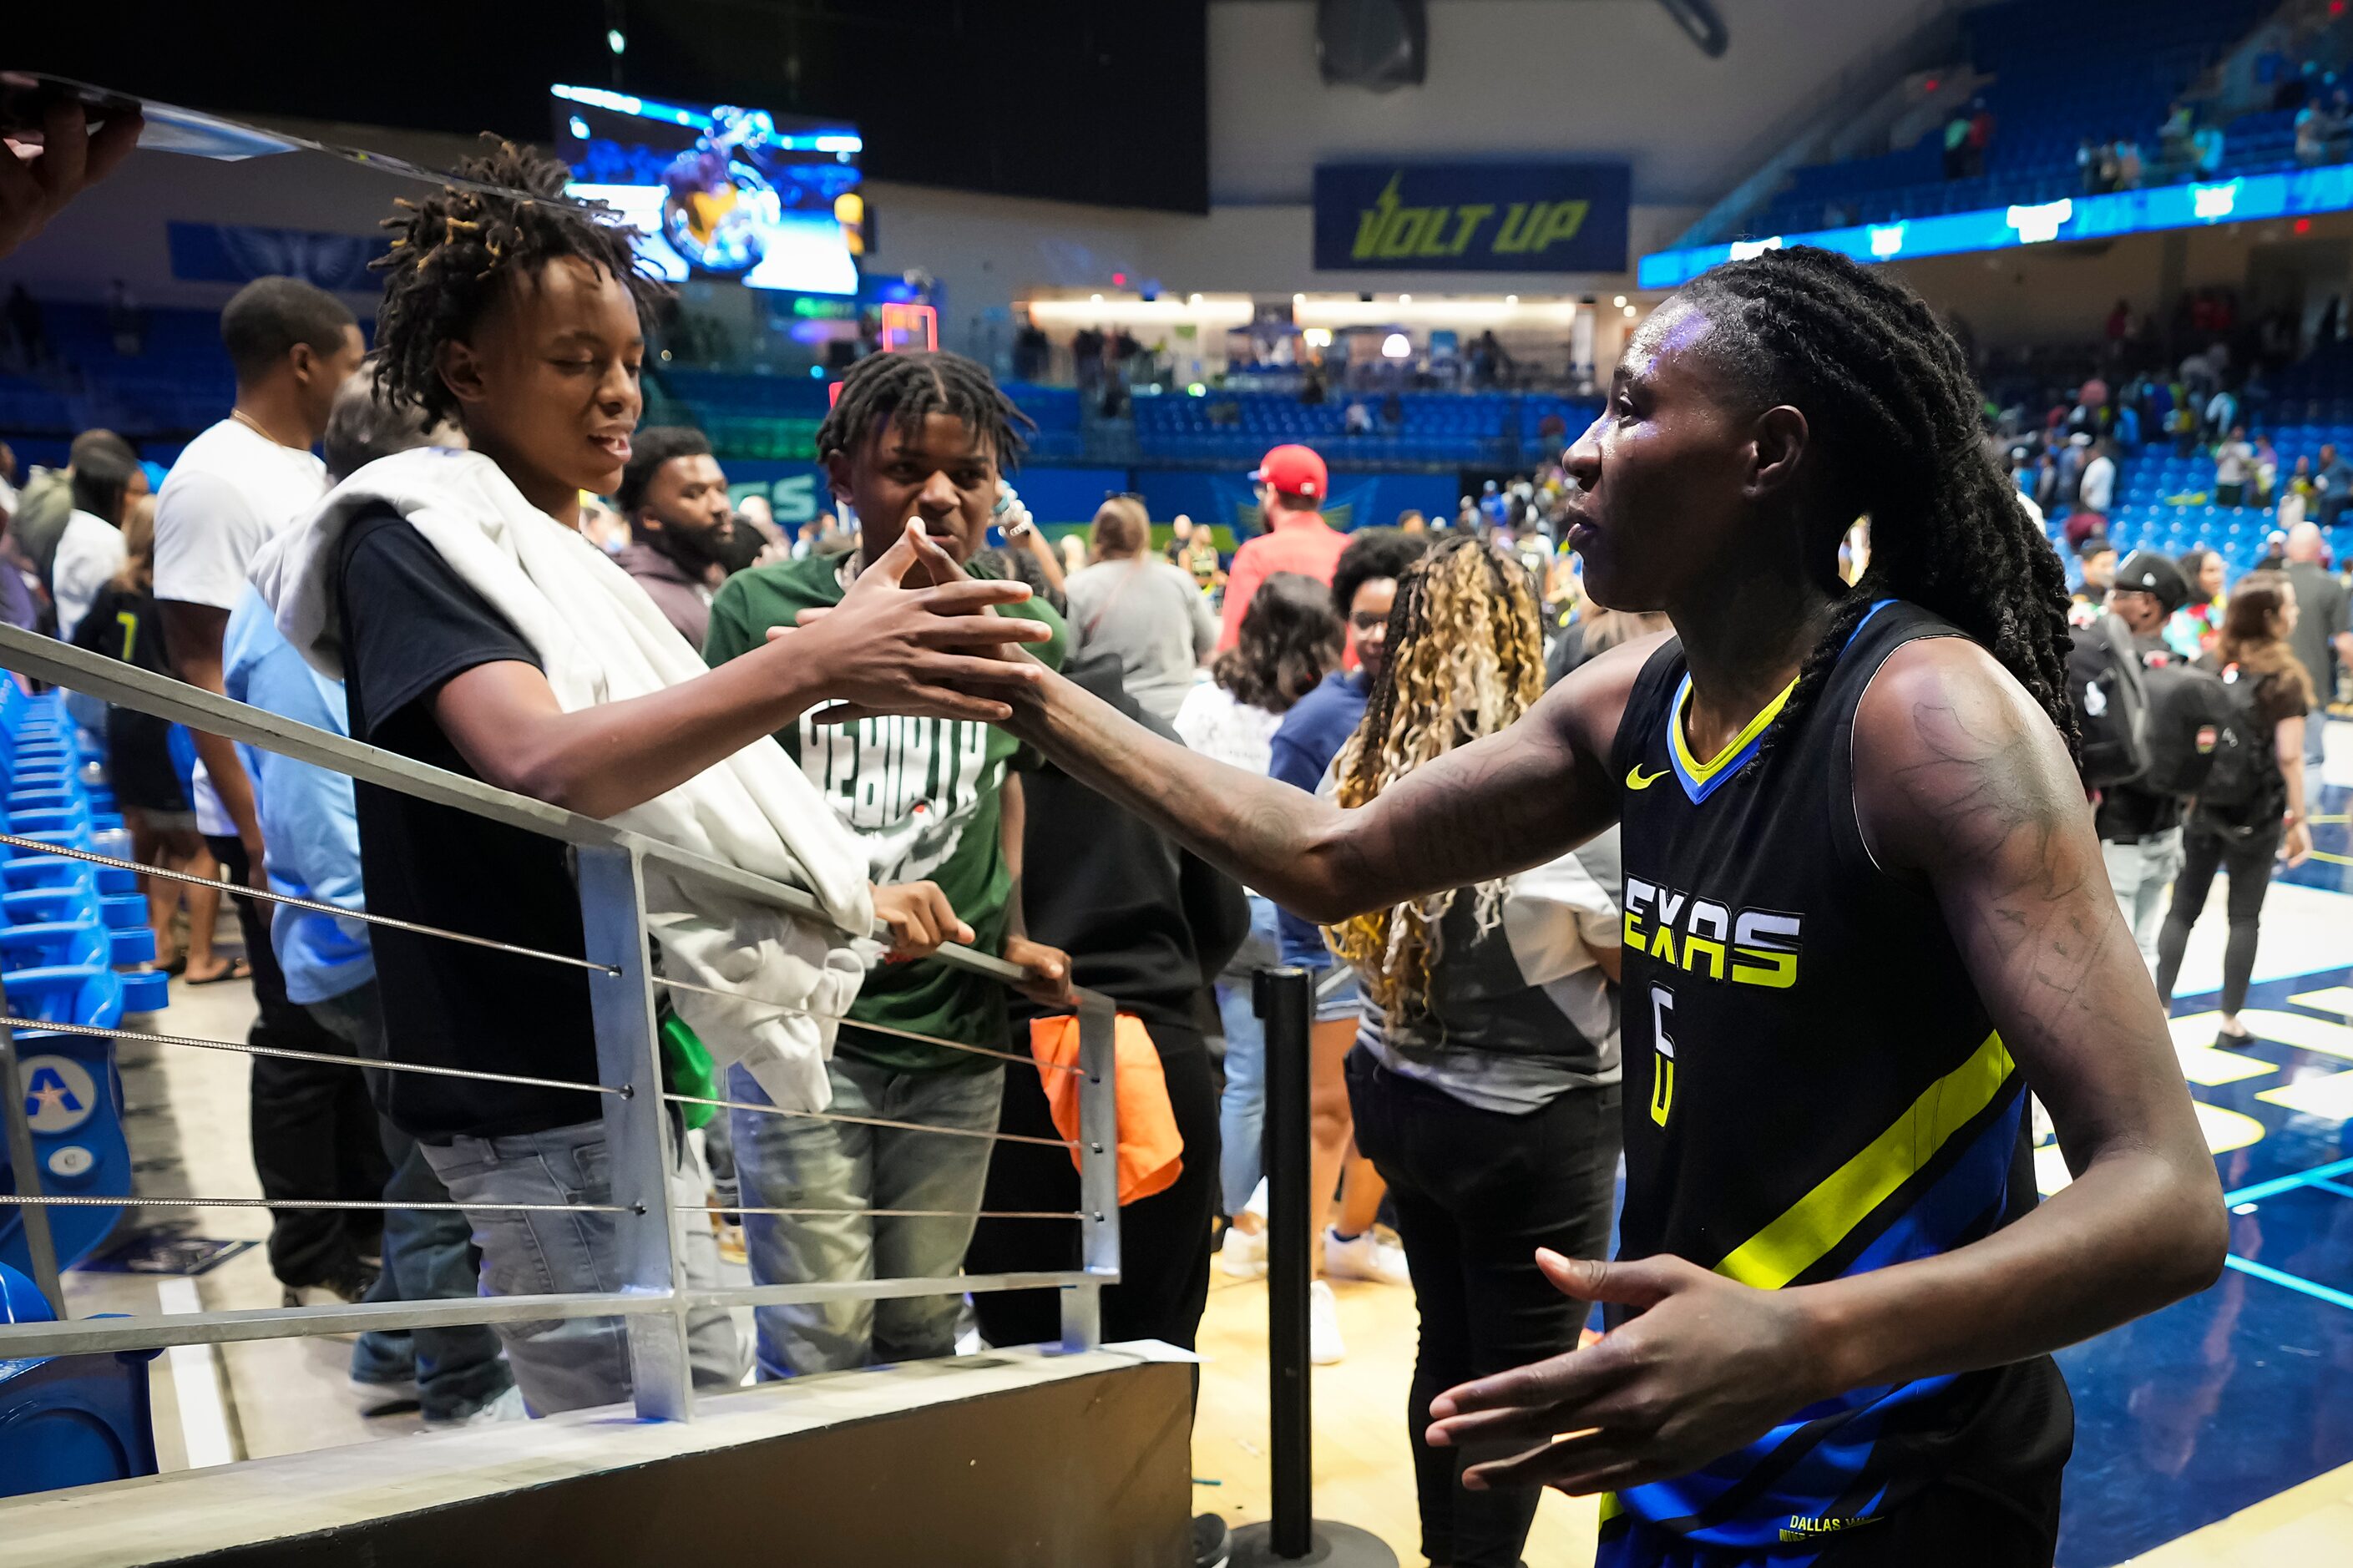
[3,3,2353,1565]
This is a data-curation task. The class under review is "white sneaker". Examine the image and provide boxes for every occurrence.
[1308,1279,1345,1365]
[424,1385,529,1429]
[1323,1227,1410,1287]
[1219,1223,1268,1279]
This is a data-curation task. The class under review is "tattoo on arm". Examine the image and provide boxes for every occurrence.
[1886,689,2121,1050]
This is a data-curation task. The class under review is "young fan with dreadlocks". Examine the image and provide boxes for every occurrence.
[1323,535,1627,1568]
[255,143,1050,1416]
[701,348,1073,1379]
[937,245,2223,1565]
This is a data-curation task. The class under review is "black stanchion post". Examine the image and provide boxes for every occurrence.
[1230,966,1395,1568]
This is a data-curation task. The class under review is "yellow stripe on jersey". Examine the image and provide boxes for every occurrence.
[1669,674,1799,787]
[1713,1031,2015,1291]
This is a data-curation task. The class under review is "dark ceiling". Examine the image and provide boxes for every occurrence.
[15,0,1210,213]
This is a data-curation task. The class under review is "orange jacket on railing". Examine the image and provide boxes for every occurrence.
[1028,1014,1183,1205]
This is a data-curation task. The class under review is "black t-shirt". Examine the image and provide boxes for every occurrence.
[1009,650,1249,1035]
[337,504,600,1141]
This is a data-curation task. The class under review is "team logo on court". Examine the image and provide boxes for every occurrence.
[1622,878,1802,989]
[20,1055,97,1136]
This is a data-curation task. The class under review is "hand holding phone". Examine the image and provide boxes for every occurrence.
[0,77,143,262]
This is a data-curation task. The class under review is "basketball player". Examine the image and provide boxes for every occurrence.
[903,245,2225,1564]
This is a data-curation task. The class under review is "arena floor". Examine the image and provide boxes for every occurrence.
[49,721,2353,1566]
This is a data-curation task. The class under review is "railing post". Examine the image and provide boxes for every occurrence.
[1060,993,1120,1353]
[1232,965,1394,1567]
[0,979,63,1313]
[574,843,692,1422]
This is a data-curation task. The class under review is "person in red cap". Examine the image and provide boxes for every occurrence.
[1218,443,1348,650]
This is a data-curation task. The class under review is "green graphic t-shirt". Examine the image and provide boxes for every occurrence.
[702,552,1067,1072]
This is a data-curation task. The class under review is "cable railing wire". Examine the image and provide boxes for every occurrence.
[2,1014,629,1099]
[706,1204,1088,1222]
[0,838,1087,1078]
[0,831,621,978]
[647,972,1087,1075]
[663,1088,1080,1151]
[0,1193,1090,1222]
[0,1015,1075,1150]
[0,1192,635,1215]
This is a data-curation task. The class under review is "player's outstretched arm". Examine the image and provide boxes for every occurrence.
[1422,636,2224,1497]
[1000,617,1659,928]
[433,522,1049,820]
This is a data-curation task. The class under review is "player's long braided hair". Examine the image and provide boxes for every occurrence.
[1324,536,1547,1022]
[1678,245,2077,762]
[816,350,1032,468]
[371,139,668,426]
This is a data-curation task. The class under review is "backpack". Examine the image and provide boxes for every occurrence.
[2137,660,2235,797]
[2067,618,2148,788]
[2190,663,2273,816]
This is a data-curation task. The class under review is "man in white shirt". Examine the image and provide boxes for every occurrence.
[2214,424,2255,507]
[153,276,369,1307]
[156,277,361,867]
[2077,438,2116,518]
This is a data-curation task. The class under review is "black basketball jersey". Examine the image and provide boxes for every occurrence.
[1596,601,2072,1565]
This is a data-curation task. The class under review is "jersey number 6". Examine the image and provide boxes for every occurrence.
[1649,984,1676,1127]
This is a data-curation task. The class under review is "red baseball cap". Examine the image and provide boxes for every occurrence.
[1251,443,1328,501]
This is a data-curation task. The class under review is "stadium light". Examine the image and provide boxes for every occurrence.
[1613,295,1627,307]
[1505,295,1519,305]
[1380,331,1412,358]
[607,28,625,54]
[1399,293,1413,304]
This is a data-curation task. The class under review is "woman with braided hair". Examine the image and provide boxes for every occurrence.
[944,243,2223,1565]
[1324,536,1627,1568]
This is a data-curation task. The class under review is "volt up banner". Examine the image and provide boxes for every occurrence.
[1313,161,1631,273]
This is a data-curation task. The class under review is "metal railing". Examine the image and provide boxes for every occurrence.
[0,621,1120,1426]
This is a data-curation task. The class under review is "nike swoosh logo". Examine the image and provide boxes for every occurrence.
[1626,764,1666,790]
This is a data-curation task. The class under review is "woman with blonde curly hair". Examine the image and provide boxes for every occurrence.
[1323,535,1626,1568]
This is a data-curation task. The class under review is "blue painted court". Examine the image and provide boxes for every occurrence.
[2057,787,2353,1565]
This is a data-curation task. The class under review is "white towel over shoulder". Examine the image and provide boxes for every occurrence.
[251,446,874,1112]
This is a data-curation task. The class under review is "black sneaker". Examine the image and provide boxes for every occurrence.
[281,1261,378,1310]
[1192,1513,1231,1568]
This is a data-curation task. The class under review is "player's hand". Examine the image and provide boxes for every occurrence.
[1004,935,1073,1006]
[1423,1251,1820,1496]
[784,520,1051,724]
[871,880,972,960]
[0,98,142,263]
[2284,817,2314,867]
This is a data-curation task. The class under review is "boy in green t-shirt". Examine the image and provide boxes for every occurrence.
[703,351,1072,1376]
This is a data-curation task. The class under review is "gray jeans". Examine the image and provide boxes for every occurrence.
[2102,826,2184,970]
[421,1117,744,1415]
[731,1054,1004,1378]
[308,983,514,1423]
